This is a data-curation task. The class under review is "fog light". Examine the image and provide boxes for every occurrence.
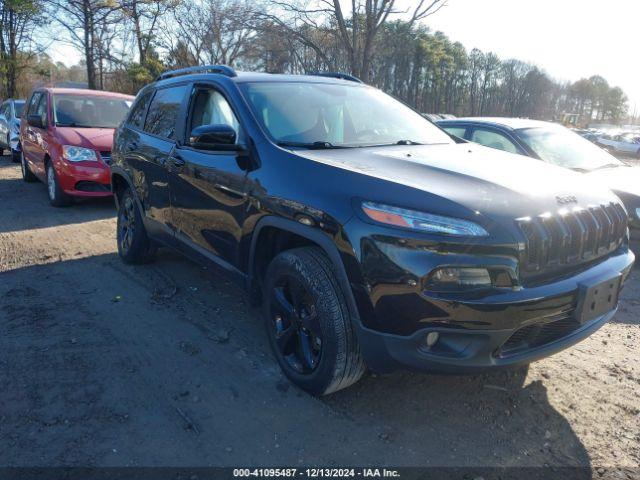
[425,332,440,348]
[427,267,492,291]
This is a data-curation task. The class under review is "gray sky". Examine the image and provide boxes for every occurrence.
[50,0,640,113]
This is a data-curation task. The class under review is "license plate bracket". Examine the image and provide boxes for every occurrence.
[576,275,621,324]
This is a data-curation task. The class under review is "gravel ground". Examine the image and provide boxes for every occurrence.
[0,154,638,472]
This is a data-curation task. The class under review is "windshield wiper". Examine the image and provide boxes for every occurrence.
[277,141,351,150]
[395,140,423,145]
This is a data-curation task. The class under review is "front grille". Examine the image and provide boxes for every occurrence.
[498,313,580,357]
[517,203,627,278]
[100,151,111,164]
[75,181,110,192]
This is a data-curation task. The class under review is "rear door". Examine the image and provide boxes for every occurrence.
[23,92,49,177]
[168,82,250,270]
[122,84,189,233]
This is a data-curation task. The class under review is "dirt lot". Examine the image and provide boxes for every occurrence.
[1,154,639,472]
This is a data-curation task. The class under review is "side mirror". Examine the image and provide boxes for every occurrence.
[189,124,238,151]
[27,113,45,129]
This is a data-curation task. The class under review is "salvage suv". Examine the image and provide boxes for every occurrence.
[110,66,635,395]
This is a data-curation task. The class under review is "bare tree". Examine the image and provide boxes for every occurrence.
[261,0,447,82]
[0,0,44,97]
[48,0,121,89]
[121,0,177,65]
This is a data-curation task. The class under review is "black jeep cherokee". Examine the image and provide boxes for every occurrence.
[110,66,635,395]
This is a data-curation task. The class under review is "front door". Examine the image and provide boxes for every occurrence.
[22,92,49,178]
[169,84,249,270]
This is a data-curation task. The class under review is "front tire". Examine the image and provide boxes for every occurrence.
[21,151,37,182]
[46,163,71,207]
[262,247,366,395]
[116,189,156,264]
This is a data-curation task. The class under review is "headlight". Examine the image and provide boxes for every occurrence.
[62,145,97,162]
[361,201,488,236]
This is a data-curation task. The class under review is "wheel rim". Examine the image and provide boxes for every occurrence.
[47,166,56,200]
[119,196,136,253]
[269,275,322,374]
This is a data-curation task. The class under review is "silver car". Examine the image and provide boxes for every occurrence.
[0,98,26,162]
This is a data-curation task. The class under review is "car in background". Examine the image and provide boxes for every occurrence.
[110,66,634,395]
[436,117,640,236]
[0,98,26,162]
[597,132,640,157]
[20,88,134,206]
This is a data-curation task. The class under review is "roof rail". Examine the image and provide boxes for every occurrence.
[309,72,363,84]
[156,65,237,81]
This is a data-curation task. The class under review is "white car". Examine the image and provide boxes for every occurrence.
[597,132,640,157]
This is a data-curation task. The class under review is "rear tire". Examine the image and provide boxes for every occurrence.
[20,151,37,183]
[116,188,156,264]
[262,246,366,395]
[46,162,71,207]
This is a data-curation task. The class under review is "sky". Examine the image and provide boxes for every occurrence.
[49,0,640,113]
[420,0,640,114]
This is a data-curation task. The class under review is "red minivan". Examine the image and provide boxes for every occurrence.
[19,88,134,206]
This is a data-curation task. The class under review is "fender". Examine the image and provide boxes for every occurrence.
[110,165,141,212]
[247,215,362,325]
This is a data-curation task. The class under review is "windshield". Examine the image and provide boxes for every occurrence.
[14,101,25,118]
[239,81,453,148]
[53,94,132,128]
[516,125,624,171]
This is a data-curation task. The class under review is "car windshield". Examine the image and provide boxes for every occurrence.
[239,81,453,148]
[516,125,624,171]
[14,101,25,118]
[53,94,132,128]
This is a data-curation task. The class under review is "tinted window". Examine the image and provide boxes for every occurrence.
[144,86,188,140]
[27,92,42,115]
[190,89,242,143]
[13,101,25,117]
[128,90,153,129]
[471,128,519,154]
[53,94,131,128]
[442,126,467,139]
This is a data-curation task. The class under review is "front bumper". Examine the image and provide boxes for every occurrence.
[351,248,634,373]
[55,158,112,198]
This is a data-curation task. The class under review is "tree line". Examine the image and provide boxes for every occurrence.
[0,0,631,124]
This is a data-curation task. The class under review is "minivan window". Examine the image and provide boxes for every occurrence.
[14,100,25,118]
[53,94,131,128]
[239,82,453,148]
[144,85,188,140]
[27,92,42,116]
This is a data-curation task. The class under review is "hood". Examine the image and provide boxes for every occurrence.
[296,143,619,221]
[55,126,115,152]
[584,165,640,198]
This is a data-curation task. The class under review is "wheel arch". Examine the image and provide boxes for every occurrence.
[247,216,361,324]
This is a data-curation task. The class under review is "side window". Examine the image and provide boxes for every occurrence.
[27,92,42,116]
[128,89,153,130]
[189,88,242,143]
[143,85,188,140]
[442,126,467,139]
[471,128,519,154]
[0,103,9,118]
